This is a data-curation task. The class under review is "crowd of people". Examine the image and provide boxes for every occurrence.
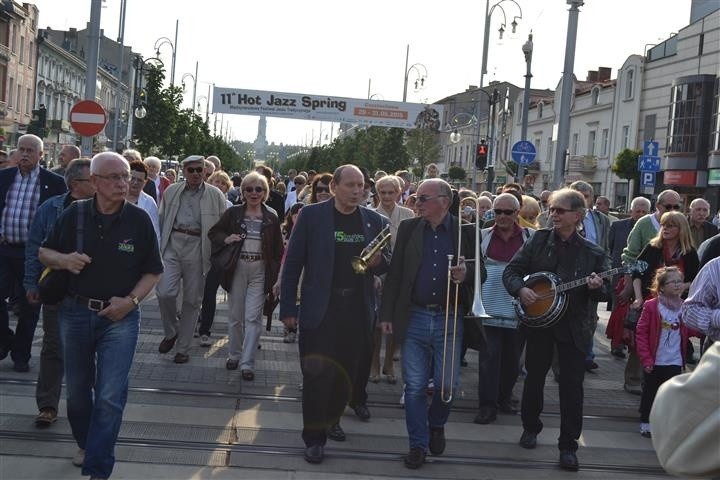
[1,140,718,478]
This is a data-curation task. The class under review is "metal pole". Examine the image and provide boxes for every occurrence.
[81,0,102,157]
[205,83,211,124]
[402,44,409,102]
[111,0,127,152]
[192,61,198,113]
[553,0,584,189]
[171,19,178,86]
[480,0,491,89]
[367,78,371,99]
[518,32,533,182]
[486,89,498,191]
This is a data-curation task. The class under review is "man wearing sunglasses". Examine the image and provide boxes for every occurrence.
[155,155,228,364]
[503,188,609,472]
[379,178,481,470]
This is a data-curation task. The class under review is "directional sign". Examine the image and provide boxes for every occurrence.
[643,141,659,157]
[640,171,655,188]
[638,155,661,172]
[511,140,536,165]
[70,100,107,137]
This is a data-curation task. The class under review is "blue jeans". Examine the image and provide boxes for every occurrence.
[58,298,139,479]
[402,306,463,450]
[477,326,520,408]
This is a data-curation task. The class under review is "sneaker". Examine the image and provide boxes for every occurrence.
[399,390,405,407]
[283,330,297,343]
[72,448,85,467]
[640,422,652,438]
[200,335,212,347]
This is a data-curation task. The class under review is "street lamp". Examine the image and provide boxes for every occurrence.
[402,45,428,102]
[480,0,523,89]
[130,55,163,142]
[517,32,533,183]
[181,61,199,114]
[154,37,176,86]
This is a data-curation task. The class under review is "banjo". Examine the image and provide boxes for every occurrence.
[513,261,648,328]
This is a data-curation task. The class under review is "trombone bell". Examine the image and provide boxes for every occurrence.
[352,225,391,274]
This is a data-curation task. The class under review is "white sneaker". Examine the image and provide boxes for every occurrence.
[199,335,212,347]
[283,331,297,343]
[640,422,652,437]
[72,448,85,467]
[399,390,405,406]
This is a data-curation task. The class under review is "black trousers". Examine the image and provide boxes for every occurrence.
[350,325,374,408]
[477,326,521,409]
[640,365,681,423]
[198,265,221,336]
[299,293,369,447]
[521,327,586,452]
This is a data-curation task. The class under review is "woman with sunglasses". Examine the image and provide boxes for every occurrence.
[208,172,283,380]
[126,160,160,244]
[309,173,333,204]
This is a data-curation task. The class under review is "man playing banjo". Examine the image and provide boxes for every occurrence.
[503,188,610,472]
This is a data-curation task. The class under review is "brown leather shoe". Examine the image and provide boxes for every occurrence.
[35,408,57,427]
[158,335,177,354]
[173,352,189,364]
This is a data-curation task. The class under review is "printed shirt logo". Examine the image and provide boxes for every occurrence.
[118,239,135,253]
[335,231,364,243]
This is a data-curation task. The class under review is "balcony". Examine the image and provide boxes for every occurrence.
[0,44,9,62]
[567,155,597,172]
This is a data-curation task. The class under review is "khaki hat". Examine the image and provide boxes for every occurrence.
[181,155,205,167]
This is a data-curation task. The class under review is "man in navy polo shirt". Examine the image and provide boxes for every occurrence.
[39,152,163,479]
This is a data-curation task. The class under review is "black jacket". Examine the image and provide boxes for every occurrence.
[633,244,699,298]
[503,228,610,351]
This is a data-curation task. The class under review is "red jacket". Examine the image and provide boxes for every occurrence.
[636,298,695,369]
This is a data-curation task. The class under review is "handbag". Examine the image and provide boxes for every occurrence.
[624,306,641,330]
[211,241,242,291]
[38,201,85,304]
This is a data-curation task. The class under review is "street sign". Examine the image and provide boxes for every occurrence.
[643,140,659,157]
[640,171,655,188]
[638,155,661,172]
[70,100,107,137]
[511,140,536,165]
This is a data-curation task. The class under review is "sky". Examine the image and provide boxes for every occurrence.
[31,0,691,147]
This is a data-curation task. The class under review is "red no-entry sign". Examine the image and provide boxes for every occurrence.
[70,100,107,137]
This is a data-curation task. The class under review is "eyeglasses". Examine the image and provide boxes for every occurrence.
[663,204,682,211]
[549,206,575,215]
[94,173,131,183]
[664,280,684,285]
[185,167,204,174]
[314,186,330,193]
[493,208,517,216]
[129,176,146,184]
[416,194,448,203]
[244,186,265,194]
[74,178,91,182]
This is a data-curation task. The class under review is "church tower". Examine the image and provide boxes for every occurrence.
[253,116,269,160]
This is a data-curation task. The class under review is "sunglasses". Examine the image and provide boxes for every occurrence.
[493,208,516,216]
[186,167,204,174]
[549,206,574,215]
[244,186,265,194]
[663,204,682,211]
[416,194,448,203]
[314,186,330,193]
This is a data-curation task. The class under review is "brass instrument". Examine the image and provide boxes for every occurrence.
[351,225,391,274]
[441,198,489,404]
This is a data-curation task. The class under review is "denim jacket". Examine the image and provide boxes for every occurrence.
[23,193,69,294]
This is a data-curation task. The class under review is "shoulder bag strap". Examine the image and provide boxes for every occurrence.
[76,200,85,254]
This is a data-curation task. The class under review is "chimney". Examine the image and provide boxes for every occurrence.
[586,70,598,82]
[598,67,612,82]
[467,85,478,91]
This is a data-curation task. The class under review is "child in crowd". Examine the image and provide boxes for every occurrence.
[635,266,696,438]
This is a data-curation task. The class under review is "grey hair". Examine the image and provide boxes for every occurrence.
[421,178,452,198]
[494,192,521,210]
[375,175,402,192]
[206,155,221,170]
[64,158,91,188]
[569,180,594,196]
[690,198,710,209]
[656,189,680,205]
[90,152,130,174]
[62,144,81,160]
[18,134,43,153]
[122,149,142,162]
[144,156,161,169]
[549,188,586,217]
[630,196,651,211]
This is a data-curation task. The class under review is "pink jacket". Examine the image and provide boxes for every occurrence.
[636,298,694,369]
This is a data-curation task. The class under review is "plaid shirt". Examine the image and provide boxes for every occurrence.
[682,257,720,341]
[1,165,41,244]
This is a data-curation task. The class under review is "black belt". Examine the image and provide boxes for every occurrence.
[0,239,25,247]
[69,294,111,312]
[413,303,445,313]
[332,287,360,297]
[172,227,201,237]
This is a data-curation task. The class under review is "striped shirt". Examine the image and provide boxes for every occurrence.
[682,256,720,341]
[1,165,41,243]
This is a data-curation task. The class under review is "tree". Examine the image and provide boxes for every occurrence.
[612,148,641,182]
[448,165,466,181]
[405,128,441,178]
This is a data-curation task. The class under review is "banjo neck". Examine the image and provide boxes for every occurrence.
[555,267,624,293]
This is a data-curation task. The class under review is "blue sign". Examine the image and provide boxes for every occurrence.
[511,140,536,165]
[638,155,661,172]
[643,141,659,157]
[641,171,655,188]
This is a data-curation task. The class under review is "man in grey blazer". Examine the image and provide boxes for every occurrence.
[280,165,388,464]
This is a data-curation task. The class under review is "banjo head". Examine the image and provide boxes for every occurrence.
[515,272,567,327]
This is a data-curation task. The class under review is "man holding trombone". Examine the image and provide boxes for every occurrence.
[380,178,480,469]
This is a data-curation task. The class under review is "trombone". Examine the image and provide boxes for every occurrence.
[441,197,490,403]
[352,225,391,274]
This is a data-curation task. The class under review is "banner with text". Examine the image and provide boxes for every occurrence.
[212,87,443,130]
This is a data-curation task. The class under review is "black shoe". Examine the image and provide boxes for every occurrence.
[0,344,10,361]
[623,384,642,395]
[460,358,468,367]
[559,450,579,471]
[519,430,537,449]
[473,406,497,424]
[327,422,346,442]
[352,404,371,421]
[158,335,177,354]
[404,447,426,469]
[584,360,599,373]
[12,361,29,372]
[304,444,324,464]
[428,426,446,455]
[498,401,518,414]
[611,347,626,359]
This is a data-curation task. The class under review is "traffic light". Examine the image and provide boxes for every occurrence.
[476,139,488,170]
[28,106,47,138]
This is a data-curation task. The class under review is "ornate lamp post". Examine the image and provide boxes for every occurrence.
[154,20,178,86]
[518,32,533,182]
[181,61,199,114]
[480,0,523,89]
[402,45,428,102]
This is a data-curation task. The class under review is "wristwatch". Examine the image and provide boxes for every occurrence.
[127,294,139,307]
